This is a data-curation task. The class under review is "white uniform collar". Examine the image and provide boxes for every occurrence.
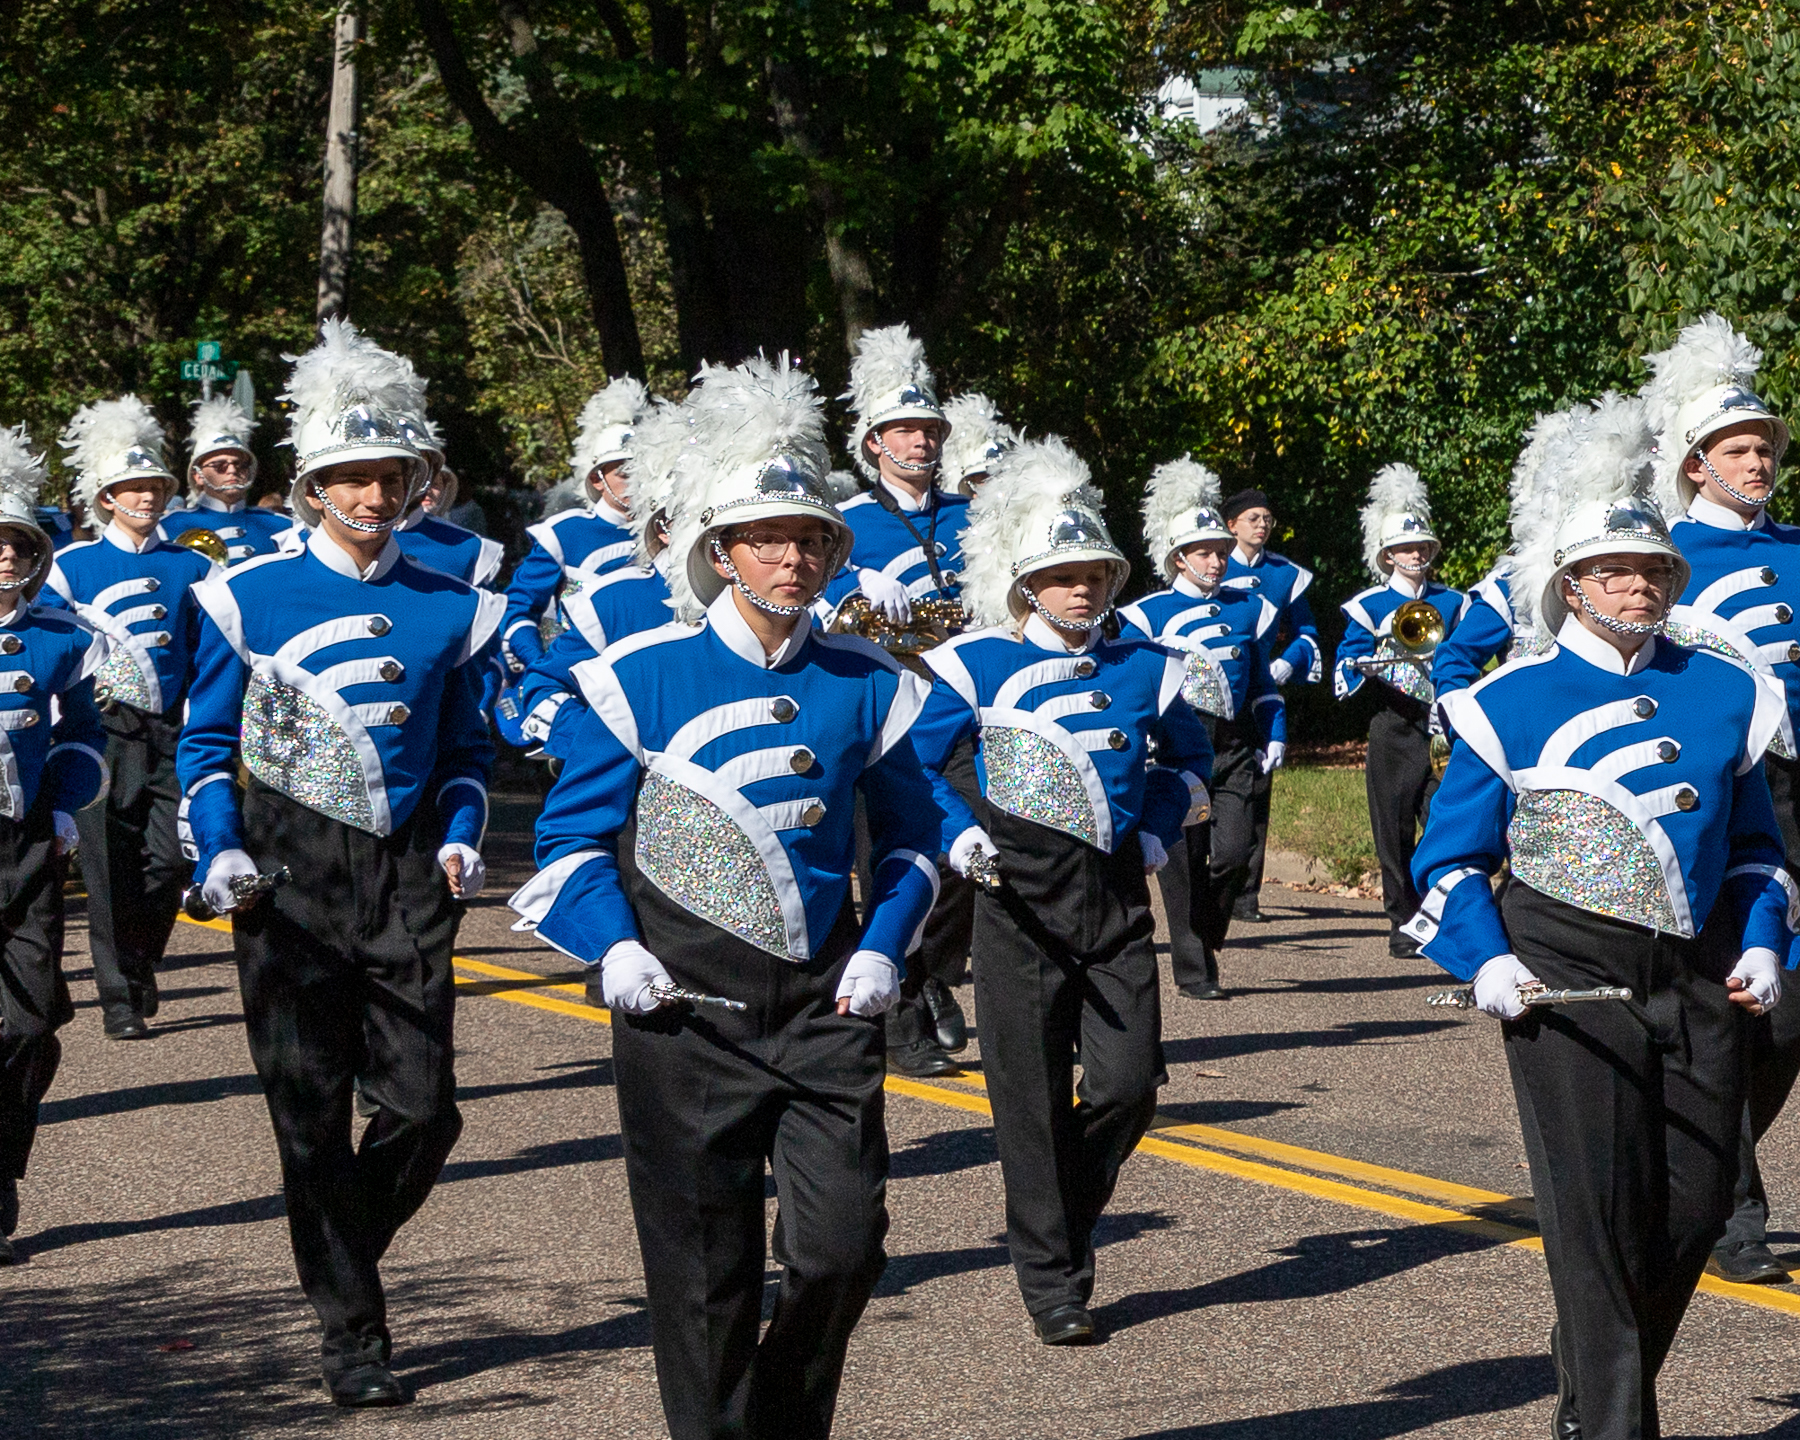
[104,521,160,555]
[1686,493,1766,532]
[1173,574,1220,600]
[878,478,933,514]
[708,589,810,669]
[1557,614,1657,675]
[594,494,631,528]
[308,525,402,583]
[1386,571,1427,600]
[1022,612,1099,653]
[1232,543,1264,567]
[0,596,23,627]
[194,493,245,514]
[396,507,428,532]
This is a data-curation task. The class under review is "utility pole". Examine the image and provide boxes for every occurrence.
[316,5,361,324]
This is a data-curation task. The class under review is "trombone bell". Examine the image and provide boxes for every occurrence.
[1392,598,1445,655]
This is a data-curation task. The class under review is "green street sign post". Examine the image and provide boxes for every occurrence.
[196,341,222,362]
[181,360,236,382]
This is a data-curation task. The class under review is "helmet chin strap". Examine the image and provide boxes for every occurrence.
[1569,577,1665,637]
[1023,583,1107,636]
[314,485,397,535]
[1391,555,1431,577]
[1699,450,1769,510]
[873,432,939,475]
[711,539,815,619]
[105,499,158,522]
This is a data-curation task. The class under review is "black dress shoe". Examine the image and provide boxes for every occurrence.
[1549,1322,1580,1440]
[1178,981,1229,1000]
[133,975,160,1020]
[887,1036,960,1078]
[1232,898,1266,923]
[1707,1241,1791,1284]
[103,1012,150,1040]
[0,1234,14,1265]
[1388,935,1423,960]
[325,1362,410,1408]
[0,1176,17,1237]
[922,978,968,1054]
[1032,1304,1096,1345]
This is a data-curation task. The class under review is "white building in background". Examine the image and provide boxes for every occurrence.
[1157,70,1254,133]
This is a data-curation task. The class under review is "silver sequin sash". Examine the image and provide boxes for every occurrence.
[92,643,155,713]
[241,671,377,831]
[1180,649,1234,719]
[1508,788,1678,933]
[982,724,1100,847]
[635,768,791,959]
[1363,635,1434,705]
[1662,616,1794,760]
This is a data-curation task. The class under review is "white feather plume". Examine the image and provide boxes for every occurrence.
[0,424,48,511]
[824,469,861,503]
[1359,463,1432,581]
[1141,455,1222,574]
[941,392,1016,479]
[188,394,255,450]
[960,435,1106,629]
[578,375,649,436]
[61,395,171,511]
[540,477,587,519]
[623,395,694,561]
[280,317,426,444]
[1639,312,1768,507]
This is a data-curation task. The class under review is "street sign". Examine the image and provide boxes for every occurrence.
[181,360,235,381]
[196,341,222,362]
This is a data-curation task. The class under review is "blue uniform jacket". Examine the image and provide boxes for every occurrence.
[177,529,503,876]
[1334,579,1467,703]
[509,591,944,970]
[518,563,673,759]
[1222,549,1321,683]
[1430,565,1521,698]
[1408,619,1793,979]
[395,511,505,588]
[166,497,299,563]
[822,484,970,613]
[499,504,638,668]
[1118,578,1285,745]
[0,601,110,819]
[46,524,218,716]
[911,616,1215,857]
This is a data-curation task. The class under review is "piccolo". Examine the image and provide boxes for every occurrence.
[649,981,748,1014]
[965,850,1005,892]
[1428,982,1634,1010]
[181,865,293,922]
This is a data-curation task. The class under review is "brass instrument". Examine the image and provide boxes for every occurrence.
[1350,598,1447,705]
[1429,732,1452,781]
[831,593,966,673]
[1393,597,1446,653]
[175,527,230,564]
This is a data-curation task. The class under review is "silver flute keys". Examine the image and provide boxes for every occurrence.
[965,849,1005,892]
[1428,982,1635,1010]
[180,865,294,923]
[649,981,749,1013]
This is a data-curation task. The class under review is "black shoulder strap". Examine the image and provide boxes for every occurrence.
[868,482,951,594]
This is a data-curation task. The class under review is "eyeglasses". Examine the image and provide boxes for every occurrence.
[201,457,251,475]
[732,530,835,564]
[1582,561,1677,594]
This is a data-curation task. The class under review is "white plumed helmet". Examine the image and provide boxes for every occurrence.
[1639,312,1789,511]
[940,392,1016,496]
[1509,392,1684,640]
[572,376,650,494]
[0,424,53,597]
[959,435,1128,629]
[842,324,948,483]
[61,395,178,517]
[187,393,258,490]
[622,395,696,565]
[1359,463,1439,580]
[664,354,850,622]
[1141,455,1228,581]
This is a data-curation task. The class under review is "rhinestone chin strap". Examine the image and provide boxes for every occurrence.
[710,537,816,619]
[103,491,160,522]
[1571,575,1666,637]
[202,477,251,494]
[1391,554,1431,576]
[592,466,631,514]
[1022,582,1108,636]
[314,485,397,535]
[1699,450,1770,510]
[873,431,939,475]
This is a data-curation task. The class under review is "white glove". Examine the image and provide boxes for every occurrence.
[1472,954,1540,1020]
[1730,948,1783,1012]
[1268,657,1294,686]
[857,568,913,624]
[52,810,78,857]
[1140,831,1170,873]
[948,826,999,879]
[437,842,486,899]
[599,939,675,1015]
[202,848,261,914]
[835,950,901,1016]
[1258,741,1286,775]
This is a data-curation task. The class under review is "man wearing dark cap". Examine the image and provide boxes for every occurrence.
[1218,489,1320,921]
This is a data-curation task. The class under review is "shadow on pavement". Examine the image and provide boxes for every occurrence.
[41,1073,265,1126]
[1152,1099,1305,1126]
[1225,973,1445,997]
[1124,1354,1553,1437]
[875,1211,1175,1299]
[1163,1020,1460,1066]
[15,1192,286,1259]
[457,1058,615,1102]
[438,1134,623,1185]
[889,1124,999,1180]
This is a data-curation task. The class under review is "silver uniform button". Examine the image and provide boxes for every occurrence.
[380,661,404,683]
[10,675,28,694]
[770,697,798,723]
[1633,696,1656,719]
[142,578,159,593]
[940,571,959,586]
[1674,786,1699,812]
[1107,729,1128,751]
[790,747,815,774]
[1075,659,1097,678]
[1229,646,1242,660]
[368,616,391,637]
[1779,605,1794,625]
[1088,692,1111,710]
[0,637,19,655]
[1788,643,1800,664]
[1763,567,1779,585]
[152,631,171,646]
[16,710,36,728]
[387,704,410,725]
[148,604,166,621]
[801,803,826,827]
[1657,740,1680,763]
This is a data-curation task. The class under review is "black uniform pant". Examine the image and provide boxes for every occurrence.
[1157,713,1256,988]
[1502,884,1745,1440]
[976,809,1165,1317]
[232,781,463,1375]
[616,878,888,1440]
[0,802,70,1182]
[1720,750,1800,1252]
[76,705,188,1021]
[1239,759,1274,907]
[1365,692,1435,933]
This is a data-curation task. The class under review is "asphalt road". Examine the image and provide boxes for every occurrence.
[7,790,1800,1438]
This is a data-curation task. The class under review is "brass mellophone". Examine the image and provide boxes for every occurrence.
[175,527,231,564]
[831,594,967,663]
[1348,598,1445,675]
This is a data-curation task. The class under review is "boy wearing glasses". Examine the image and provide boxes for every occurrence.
[172,395,297,562]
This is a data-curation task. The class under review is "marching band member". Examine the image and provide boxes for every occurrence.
[499,378,649,673]
[177,320,500,1407]
[825,326,971,1074]
[171,394,295,562]
[1406,393,1790,1440]
[509,355,941,1440]
[49,397,216,1039]
[911,437,1213,1344]
[1641,314,1800,1286]
[940,391,1017,497]
[0,427,109,1263]
[393,452,503,588]
[1120,457,1282,1000]
[1334,465,1465,956]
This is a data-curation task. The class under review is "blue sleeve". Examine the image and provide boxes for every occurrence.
[500,542,564,670]
[519,625,596,751]
[856,729,947,967]
[1720,761,1795,960]
[1277,588,1322,683]
[1333,608,1375,700]
[1146,681,1215,846]
[43,672,106,813]
[1404,740,1514,980]
[1430,595,1512,699]
[432,643,497,851]
[909,676,983,852]
[1246,640,1286,748]
[175,610,250,874]
[822,565,861,609]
